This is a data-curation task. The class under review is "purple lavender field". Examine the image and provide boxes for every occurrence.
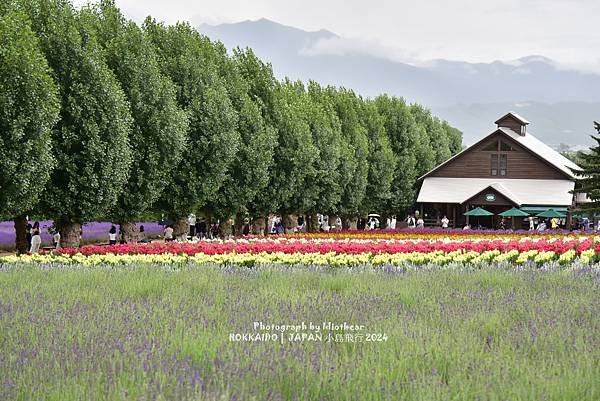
[0,221,163,249]
[0,265,599,400]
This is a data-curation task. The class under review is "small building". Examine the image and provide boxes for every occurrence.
[416,112,583,228]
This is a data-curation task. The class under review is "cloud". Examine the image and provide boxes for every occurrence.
[299,36,423,66]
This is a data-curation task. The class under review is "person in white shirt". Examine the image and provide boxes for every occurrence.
[335,216,342,231]
[30,221,42,253]
[416,217,424,229]
[187,213,196,237]
[108,225,117,245]
[441,215,449,229]
[407,215,416,229]
[390,216,397,230]
[53,231,61,249]
[529,217,535,231]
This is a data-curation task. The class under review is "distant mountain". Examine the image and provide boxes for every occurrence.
[198,18,600,147]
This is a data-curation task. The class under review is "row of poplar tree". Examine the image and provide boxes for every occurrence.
[0,0,462,250]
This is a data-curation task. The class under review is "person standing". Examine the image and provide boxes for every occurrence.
[441,215,449,229]
[139,225,147,243]
[407,215,416,229]
[416,217,425,229]
[529,217,535,231]
[187,213,196,238]
[52,229,61,249]
[198,218,207,239]
[390,216,397,230]
[335,216,342,232]
[30,222,41,253]
[108,225,117,245]
[25,223,33,252]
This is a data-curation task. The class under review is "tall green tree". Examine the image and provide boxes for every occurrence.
[268,80,317,229]
[572,122,600,215]
[330,88,369,219]
[83,1,188,241]
[442,120,463,155]
[410,104,452,165]
[0,9,59,253]
[144,20,240,235]
[22,0,133,247]
[374,95,420,213]
[302,81,343,229]
[209,47,277,233]
[360,100,395,214]
[232,48,280,233]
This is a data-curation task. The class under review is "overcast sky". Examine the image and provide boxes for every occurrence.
[72,0,600,71]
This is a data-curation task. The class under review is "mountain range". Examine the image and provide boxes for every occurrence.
[198,18,600,148]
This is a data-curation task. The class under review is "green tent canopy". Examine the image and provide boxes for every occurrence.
[464,207,494,216]
[499,208,529,217]
[536,209,566,218]
[520,206,567,214]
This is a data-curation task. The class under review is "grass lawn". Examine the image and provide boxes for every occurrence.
[1,264,599,400]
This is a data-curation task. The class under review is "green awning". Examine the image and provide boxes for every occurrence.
[498,207,530,217]
[520,206,568,214]
[464,207,494,216]
[536,209,566,218]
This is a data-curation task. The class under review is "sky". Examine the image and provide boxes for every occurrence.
[71,0,600,72]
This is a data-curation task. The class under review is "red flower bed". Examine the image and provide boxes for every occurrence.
[53,237,593,257]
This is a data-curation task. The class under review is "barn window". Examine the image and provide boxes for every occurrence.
[491,154,498,176]
[499,154,507,175]
[500,141,515,151]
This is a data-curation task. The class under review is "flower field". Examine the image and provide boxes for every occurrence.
[1,264,599,401]
[3,231,600,268]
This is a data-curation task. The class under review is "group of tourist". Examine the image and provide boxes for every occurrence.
[25,221,61,254]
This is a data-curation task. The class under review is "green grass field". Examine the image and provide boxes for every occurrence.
[1,264,599,400]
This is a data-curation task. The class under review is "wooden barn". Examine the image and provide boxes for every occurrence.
[416,112,584,228]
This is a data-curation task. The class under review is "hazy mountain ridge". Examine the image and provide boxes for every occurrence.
[198,18,600,147]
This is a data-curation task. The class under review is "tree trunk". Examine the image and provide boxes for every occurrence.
[234,213,244,237]
[61,222,82,249]
[252,217,266,236]
[307,213,319,233]
[348,216,358,230]
[14,215,28,255]
[282,214,296,234]
[219,220,233,239]
[173,217,188,241]
[119,222,138,243]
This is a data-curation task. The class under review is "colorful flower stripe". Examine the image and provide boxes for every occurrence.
[288,229,583,241]
[1,249,596,266]
[48,236,597,256]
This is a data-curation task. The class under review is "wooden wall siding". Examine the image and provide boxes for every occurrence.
[496,116,525,134]
[429,132,566,179]
[463,187,516,206]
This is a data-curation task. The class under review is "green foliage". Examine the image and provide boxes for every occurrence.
[572,122,600,214]
[374,95,419,212]
[208,45,277,218]
[330,88,369,215]
[360,100,396,213]
[266,80,317,214]
[1,0,463,225]
[83,2,188,223]
[21,0,133,225]
[302,81,344,214]
[144,20,240,217]
[0,9,59,219]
